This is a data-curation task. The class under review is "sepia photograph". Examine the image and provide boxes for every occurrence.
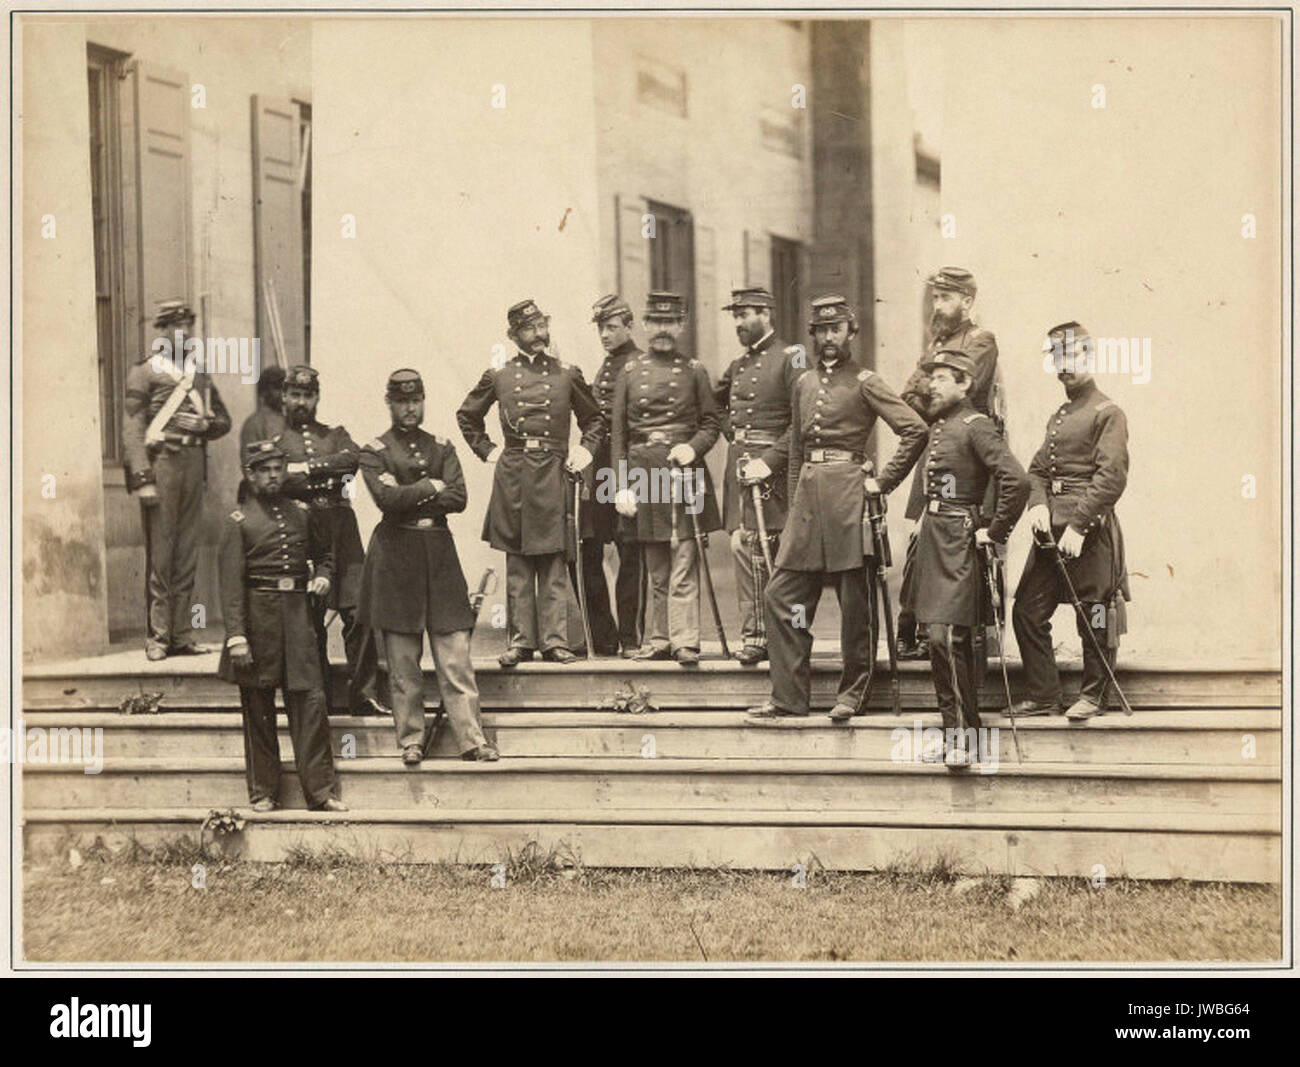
[4,0,1293,985]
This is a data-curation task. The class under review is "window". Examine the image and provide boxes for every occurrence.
[645,199,696,356]
[770,236,804,340]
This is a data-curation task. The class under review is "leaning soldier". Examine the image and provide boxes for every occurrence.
[217,439,346,813]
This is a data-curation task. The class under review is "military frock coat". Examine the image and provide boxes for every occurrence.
[458,351,605,556]
[777,357,928,573]
[586,339,643,543]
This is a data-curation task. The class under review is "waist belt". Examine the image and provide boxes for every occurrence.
[1049,476,1093,495]
[632,425,694,446]
[734,428,780,447]
[925,498,980,516]
[803,448,863,464]
[247,574,309,592]
[503,436,567,453]
[388,517,448,531]
[159,432,202,447]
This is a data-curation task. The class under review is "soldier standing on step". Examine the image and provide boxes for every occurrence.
[909,351,1028,769]
[217,439,347,813]
[611,292,723,666]
[714,287,800,666]
[458,300,606,667]
[277,364,386,717]
[123,299,232,661]
[583,294,645,656]
[896,268,1002,662]
[1012,323,1131,723]
[359,370,498,766]
[747,295,927,722]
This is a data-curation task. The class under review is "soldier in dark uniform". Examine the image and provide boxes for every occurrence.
[896,268,1001,661]
[747,295,927,720]
[909,352,1029,768]
[714,286,800,666]
[582,294,644,656]
[236,365,286,506]
[458,300,605,667]
[277,365,384,716]
[123,300,232,660]
[611,292,722,666]
[359,370,497,765]
[1012,323,1131,722]
[217,439,346,812]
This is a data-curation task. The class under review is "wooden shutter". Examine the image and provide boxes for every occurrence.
[252,95,305,367]
[695,223,718,370]
[616,193,650,309]
[744,229,771,289]
[126,61,191,357]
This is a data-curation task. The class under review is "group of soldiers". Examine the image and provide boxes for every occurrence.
[123,266,1131,807]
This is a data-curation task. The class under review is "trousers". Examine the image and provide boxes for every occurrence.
[312,604,381,711]
[238,685,337,808]
[383,629,488,753]
[731,528,778,648]
[581,539,642,653]
[926,622,983,732]
[764,567,874,715]
[642,539,699,651]
[506,551,570,652]
[143,445,205,650]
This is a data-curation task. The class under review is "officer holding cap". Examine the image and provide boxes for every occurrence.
[748,295,926,721]
[458,300,605,666]
[123,299,232,660]
[715,286,800,666]
[359,370,496,765]
[910,350,1028,767]
[217,438,346,812]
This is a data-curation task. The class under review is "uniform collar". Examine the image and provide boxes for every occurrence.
[610,339,639,358]
[390,424,422,440]
[516,348,550,366]
[748,329,776,354]
[932,317,972,347]
[1063,379,1100,406]
[818,348,853,372]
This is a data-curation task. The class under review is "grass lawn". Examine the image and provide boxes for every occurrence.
[22,839,1281,965]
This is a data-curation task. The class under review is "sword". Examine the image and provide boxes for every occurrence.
[1032,528,1134,715]
[865,489,902,717]
[742,465,776,573]
[980,541,1023,762]
[469,566,499,618]
[570,472,595,658]
[677,463,730,658]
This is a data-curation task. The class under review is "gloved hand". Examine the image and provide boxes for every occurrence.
[308,576,331,598]
[135,484,159,504]
[566,444,593,474]
[1058,526,1086,559]
[378,473,398,487]
[615,488,638,517]
[667,443,696,467]
[974,527,993,547]
[1027,504,1051,535]
[740,457,771,483]
[173,411,211,434]
[862,476,882,495]
[286,461,309,475]
[228,637,254,671]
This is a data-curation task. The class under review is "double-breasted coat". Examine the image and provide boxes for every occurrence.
[714,331,800,534]
[777,356,928,573]
[457,351,605,556]
[585,339,643,543]
[356,427,476,635]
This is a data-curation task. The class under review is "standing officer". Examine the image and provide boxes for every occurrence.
[583,294,644,656]
[896,268,1001,661]
[909,352,1029,767]
[611,292,722,666]
[1012,323,1131,722]
[714,287,800,666]
[278,365,385,716]
[748,295,926,720]
[240,364,287,448]
[458,300,605,667]
[358,370,497,765]
[122,299,232,660]
[217,439,346,812]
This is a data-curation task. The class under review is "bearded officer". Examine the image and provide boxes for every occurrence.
[359,370,497,765]
[611,292,723,666]
[748,295,926,721]
[910,352,1028,768]
[278,365,384,716]
[458,300,605,666]
[123,299,232,660]
[1012,323,1131,722]
[218,439,346,812]
[714,286,800,666]
[582,294,645,656]
[896,268,1001,661]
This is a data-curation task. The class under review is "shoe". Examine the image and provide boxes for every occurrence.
[733,645,768,666]
[631,646,672,661]
[542,648,579,664]
[828,702,856,723]
[896,638,930,661]
[356,696,392,717]
[402,744,422,766]
[168,642,213,656]
[315,798,349,812]
[594,645,621,658]
[673,648,700,666]
[944,744,972,771]
[250,797,276,813]
[1010,699,1063,718]
[462,744,500,762]
[1065,697,1101,722]
[745,702,809,721]
[498,648,534,668]
[145,643,168,662]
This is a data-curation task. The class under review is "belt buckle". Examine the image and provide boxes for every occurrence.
[811,449,825,462]
[928,499,940,514]
[524,438,541,450]
[1051,478,1063,494]
[648,431,668,445]
[277,577,294,592]
[416,518,433,528]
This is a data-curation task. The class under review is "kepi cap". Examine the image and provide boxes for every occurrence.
[153,299,195,329]
[507,299,548,332]
[591,294,633,324]
[922,349,978,379]
[807,293,856,329]
[926,267,977,298]
[284,364,319,392]
[644,291,687,320]
[243,438,285,469]
[722,286,776,311]
[386,368,425,401]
